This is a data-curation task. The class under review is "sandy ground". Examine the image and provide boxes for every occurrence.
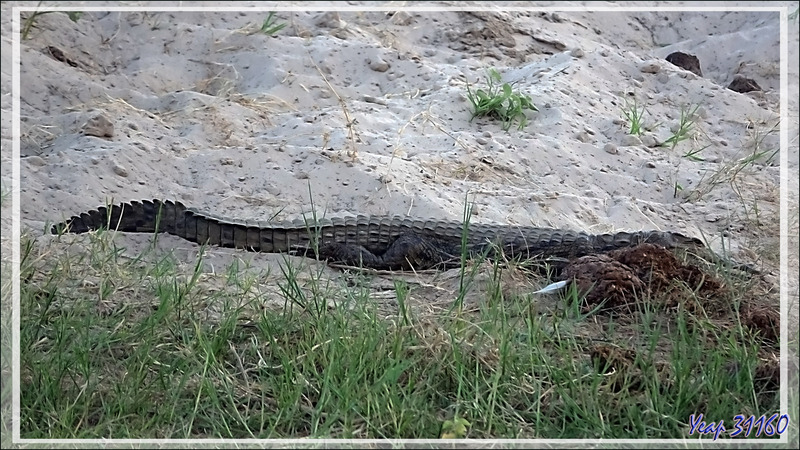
[1,3,798,320]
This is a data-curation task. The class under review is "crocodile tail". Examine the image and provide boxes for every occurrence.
[51,199,188,236]
[51,200,286,253]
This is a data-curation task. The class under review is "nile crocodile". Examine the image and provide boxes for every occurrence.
[49,199,713,271]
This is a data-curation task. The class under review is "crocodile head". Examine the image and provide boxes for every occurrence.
[651,231,705,249]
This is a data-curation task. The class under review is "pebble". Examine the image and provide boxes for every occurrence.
[26,155,46,166]
[112,163,129,177]
[639,61,661,73]
[621,134,642,146]
[640,134,658,147]
[604,143,619,154]
[82,114,114,138]
[363,95,388,106]
[390,10,413,25]
[315,11,344,28]
[368,57,390,72]
[571,47,585,58]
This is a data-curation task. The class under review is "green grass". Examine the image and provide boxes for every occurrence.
[466,68,538,132]
[619,98,708,155]
[661,104,702,150]
[13,215,783,440]
[682,144,710,162]
[621,95,649,136]
[257,12,286,36]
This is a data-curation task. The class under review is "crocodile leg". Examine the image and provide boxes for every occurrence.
[315,233,461,270]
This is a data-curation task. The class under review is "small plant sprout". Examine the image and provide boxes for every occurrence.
[621,95,648,135]
[673,181,684,198]
[661,103,702,150]
[466,68,538,132]
[258,11,287,36]
[441,416,471,439]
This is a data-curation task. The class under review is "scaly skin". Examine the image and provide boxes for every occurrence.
[51,199,707,270]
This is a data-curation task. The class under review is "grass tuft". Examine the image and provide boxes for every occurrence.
[466,68,538,132]
[621,95,649,136]
[661,103,702,150]
[257,12,286,36]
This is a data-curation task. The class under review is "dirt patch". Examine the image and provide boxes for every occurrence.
[562,243,726,313]
[741,301,780,343]
[562,253,646,312]
[728,74,763,93]
[665,51,703,76]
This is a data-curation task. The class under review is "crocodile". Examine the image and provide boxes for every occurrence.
[51,199,709,271]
